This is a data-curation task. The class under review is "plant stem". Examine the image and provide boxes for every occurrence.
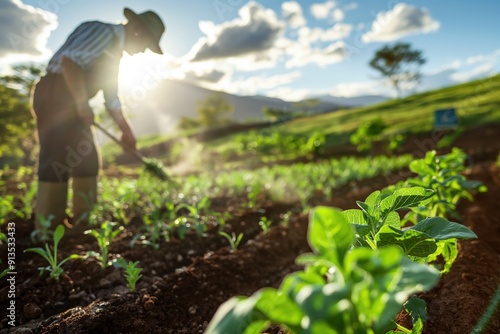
[471,283,500,334]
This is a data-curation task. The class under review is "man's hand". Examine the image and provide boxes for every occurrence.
[77,103,94,125]
[120,129,136,152]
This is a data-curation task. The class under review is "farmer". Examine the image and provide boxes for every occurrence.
[31,8,166,233]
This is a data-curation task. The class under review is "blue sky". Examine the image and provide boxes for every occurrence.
[1,0,499,100]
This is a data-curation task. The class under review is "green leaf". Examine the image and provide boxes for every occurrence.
[255,288,303,327]
[410,160,434,175]
[342,209,367,225]
[376,226,437,257]
[384,211,401,228]
[410,217,478,240]
[24,247,50,263]
[204,295,265,334]
[308,206,354,266]
[53,225,65,247]
[404,296,428,325]
[352,224,371,237]
[380,187,434,214]
[364,190,381,208]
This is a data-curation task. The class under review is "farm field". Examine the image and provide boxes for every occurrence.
[1,123,500,333]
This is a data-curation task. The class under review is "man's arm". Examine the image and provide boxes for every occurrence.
[107,107,137,151]
[61,56,94,124]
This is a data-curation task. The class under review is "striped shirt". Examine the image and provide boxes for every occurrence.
[47,21,125,110]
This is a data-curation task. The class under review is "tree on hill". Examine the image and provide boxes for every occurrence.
[177,93,235,131]
[369,43,426,98]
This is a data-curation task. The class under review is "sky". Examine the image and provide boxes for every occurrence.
[1,0,500,101]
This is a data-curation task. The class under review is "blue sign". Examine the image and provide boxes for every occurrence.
[434,108,459,129]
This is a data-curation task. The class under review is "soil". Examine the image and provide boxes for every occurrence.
[1,126,500,334]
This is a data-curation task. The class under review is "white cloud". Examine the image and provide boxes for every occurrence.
[282,1,306,29]
[451,63,495,82]
[330,80,394,98]
[310,1,337,20]
[465,49,500,66]
[298,23,353,45]
[188,2,284,62]
[267,87,311,102]
[0,0,57,60]
[362,3,440,43]
[286,40,347,68]
[217,71,302,96]
[344,2,358,11]
[332,9,344,22]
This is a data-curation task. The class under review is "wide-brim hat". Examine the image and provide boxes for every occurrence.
[124,7,165,54]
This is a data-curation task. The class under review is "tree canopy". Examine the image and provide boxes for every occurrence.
[369,43,426,98]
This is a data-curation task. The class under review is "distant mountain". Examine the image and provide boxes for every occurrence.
[120,79,386,139]
[314,95,388,107]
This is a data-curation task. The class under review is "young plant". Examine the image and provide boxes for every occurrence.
[85,221,123,268]
[131,210,168,249]
[218,231,243,251]
[30,214,54,243]
[206,207,440,334]
[405,148,487,220]
[342,186,478,273]
[124,261,143,292]
[25,225,81,280]
[258,216,272,234]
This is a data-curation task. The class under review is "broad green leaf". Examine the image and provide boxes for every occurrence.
[384,211,401,228]
[410,217,477,240]
[409,160,434,176]
[205,295,264,334]
[404,296,428,324]
[376,226,437,257]
[352,224,371,237]
[280,269,326,300]
[364,190,381,208]
[341,209,367,225]
[295,283,350,323]
[24,247,50,263]
[380,187,434,214]
[255,288,303,327]
[309,206,354,266]
[396,257,440,295]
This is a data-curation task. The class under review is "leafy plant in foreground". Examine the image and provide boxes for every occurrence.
[258,216,272,234]
[343,186,477,272]
[124,261,143,292]
[85,221,123,268]
[25,225,81,280]
[206,207,440,334]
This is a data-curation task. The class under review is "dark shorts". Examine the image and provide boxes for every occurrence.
[32,73,99,182]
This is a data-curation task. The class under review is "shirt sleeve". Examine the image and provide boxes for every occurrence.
[58,22,115,70]
[103,64,122,111]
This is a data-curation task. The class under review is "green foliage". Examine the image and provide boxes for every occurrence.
[85,221,124,268]
[343,186,477,271]
[198,93,235,128]
[350,118,387,153]
[124,261,143,292]
[206,207,440,334]
[25,225,81,280]
[369,42,426,97]
[0,64,42,167]
[258,217,272,234]
[31,214,54,243]
[405,148,487,220]
[218,231,243,251]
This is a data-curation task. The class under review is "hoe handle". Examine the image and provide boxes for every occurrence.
[92,122,146,164]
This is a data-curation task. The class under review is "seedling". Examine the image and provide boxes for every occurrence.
[218,231,243,251]
[85,221,123,268]
[30,214,54,243]
[25,225,81,280]
[124,261,143,292]
[258,217,272,234]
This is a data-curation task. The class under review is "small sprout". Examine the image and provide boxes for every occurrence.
[124,261,143,292]
[25,225,81,280]
[218,231,243,251]
[31,214,54,243]
[258,217,272,234]
[85,221,123,268]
